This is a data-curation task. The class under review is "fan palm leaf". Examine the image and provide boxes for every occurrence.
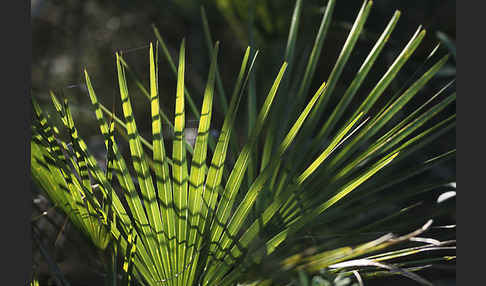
[31,0,455,285]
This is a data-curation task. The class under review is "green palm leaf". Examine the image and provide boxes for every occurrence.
[31,1,455,285]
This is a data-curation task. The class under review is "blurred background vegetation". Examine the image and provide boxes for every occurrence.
[31,0,455,285]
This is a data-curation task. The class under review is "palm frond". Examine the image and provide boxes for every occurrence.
[31,0,455,285]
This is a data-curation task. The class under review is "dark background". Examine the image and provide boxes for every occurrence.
[31,0,456,285]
